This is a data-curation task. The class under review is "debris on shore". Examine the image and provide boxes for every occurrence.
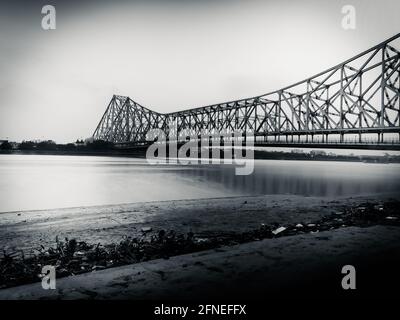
[1,200,399,289]
[272,226,287,235]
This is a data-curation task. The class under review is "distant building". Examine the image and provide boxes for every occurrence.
[75,139,85,146]
[310,150,326,156]
[84,137,94,144]
[291,149,304,154]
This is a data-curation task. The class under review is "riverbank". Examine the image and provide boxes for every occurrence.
[1,193,398,255]
[1,225,400,299]
[0,193,399,296]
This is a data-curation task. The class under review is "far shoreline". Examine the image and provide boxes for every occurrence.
[1,149,400,163]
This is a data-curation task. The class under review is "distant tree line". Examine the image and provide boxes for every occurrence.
[0,141,13,150]
[3,139,116,152]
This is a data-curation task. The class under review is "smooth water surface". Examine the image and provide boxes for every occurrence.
[0,154,399,212]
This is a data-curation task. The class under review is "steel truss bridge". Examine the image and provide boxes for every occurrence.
[93,34,400,149]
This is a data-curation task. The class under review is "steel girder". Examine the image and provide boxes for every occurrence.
[93,95,168,143]
[93,34,400,144]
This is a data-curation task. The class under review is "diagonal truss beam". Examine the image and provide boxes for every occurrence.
[93,33,400,144]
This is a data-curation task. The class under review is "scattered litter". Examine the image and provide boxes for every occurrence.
[374,204,384,211]
[92,265,106,271]
[195,238,208,243]
[73,251,85,257]
[272,226,286,235]
[307,223,316,227]
[141,227,152,233]
[295,223,303,228]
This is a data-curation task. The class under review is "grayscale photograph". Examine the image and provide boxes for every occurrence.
[0,0,399,315]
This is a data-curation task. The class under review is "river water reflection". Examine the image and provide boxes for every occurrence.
[0,154,399,212]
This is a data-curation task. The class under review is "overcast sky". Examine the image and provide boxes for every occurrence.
[0,0,399,143]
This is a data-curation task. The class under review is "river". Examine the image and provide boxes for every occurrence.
[0,154,399,212]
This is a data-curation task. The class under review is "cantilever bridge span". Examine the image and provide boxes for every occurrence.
[93,34,400,148]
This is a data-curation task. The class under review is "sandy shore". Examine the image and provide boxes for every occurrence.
[1,193,399,299]
[1,193,397,255]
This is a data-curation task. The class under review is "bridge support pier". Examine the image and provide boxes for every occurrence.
[378,132,384,143]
